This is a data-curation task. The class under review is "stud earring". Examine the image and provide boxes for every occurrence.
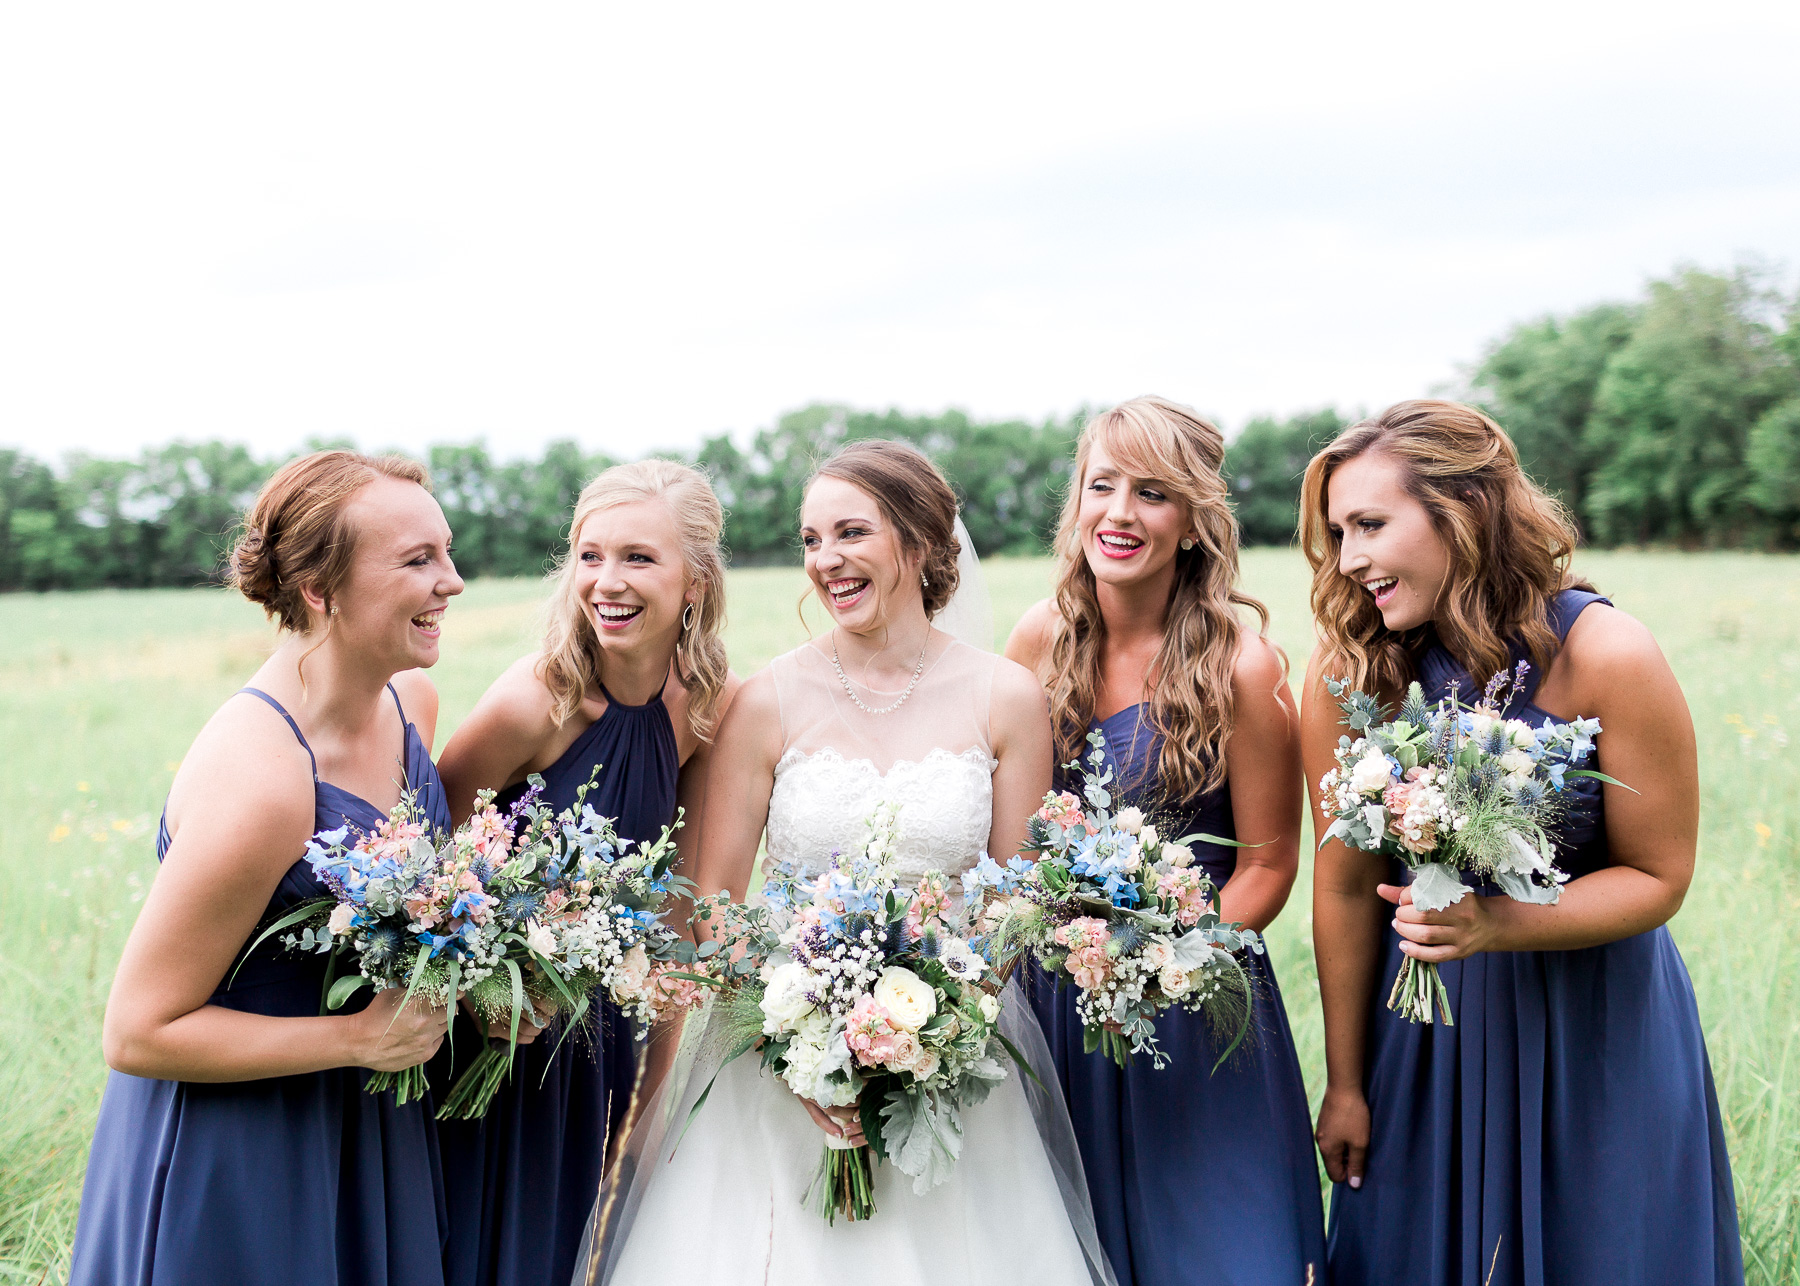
[682,603,694,631]
[1180,539,1195,551]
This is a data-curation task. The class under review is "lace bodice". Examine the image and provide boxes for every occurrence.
[763,638,999,883]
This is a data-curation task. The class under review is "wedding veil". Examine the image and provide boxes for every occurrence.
[932,515,994,652]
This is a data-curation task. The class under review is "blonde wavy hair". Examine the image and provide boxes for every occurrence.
[1298,399,1588,698]
[541,459,730,741]
[1046,397,1270,801]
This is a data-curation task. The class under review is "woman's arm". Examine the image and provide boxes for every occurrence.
[987,657,1055,861]
[436,655,559,826]
[102,700,447,1082]
[689,669,784,923]
[1303,650,1387,1188]
[1388,604,1698,960]
[667,673,743,932]
[1001,598,1056,680]
[1214,633,1302,934]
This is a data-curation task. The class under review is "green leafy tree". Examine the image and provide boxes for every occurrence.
[1471,303,1638,526]
[1585,269,1800,546]
[1224,409,1348,546]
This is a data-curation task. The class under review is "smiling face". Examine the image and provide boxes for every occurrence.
[571,498,695,660]
[800,475,921,634]
[1325,450,1453,632]
[1075,441,1198,592]
[329,476,465,671]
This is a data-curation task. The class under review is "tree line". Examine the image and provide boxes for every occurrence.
[2,265,1796,592]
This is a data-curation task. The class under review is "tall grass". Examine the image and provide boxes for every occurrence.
[0,551,1794,1282]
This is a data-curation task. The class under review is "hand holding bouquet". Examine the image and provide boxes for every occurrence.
[251,774,703,1113]
[1317,662,1619,1024]
[687,801,1027,1224]
[967,732,1264,1070]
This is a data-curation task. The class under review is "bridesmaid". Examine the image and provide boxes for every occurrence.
[433,458,737,1286]
[70,451,463,1285]
[1302,400,1742,1285]
[1007,396,1326,1286]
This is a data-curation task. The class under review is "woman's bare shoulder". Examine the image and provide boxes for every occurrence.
[1003,598,1059,671]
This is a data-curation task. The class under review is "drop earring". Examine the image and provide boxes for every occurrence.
[921,571,929,588]
[681,603,694,631]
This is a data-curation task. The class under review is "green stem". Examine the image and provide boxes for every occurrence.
[815,1144,878,1224]
[363,1064,429,1106]
[435,1044,515,1121]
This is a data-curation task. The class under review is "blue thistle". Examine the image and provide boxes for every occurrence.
[499,889,542,923]
[363,924,404,967]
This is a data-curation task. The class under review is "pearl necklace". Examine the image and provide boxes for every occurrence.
[831,631,930,716]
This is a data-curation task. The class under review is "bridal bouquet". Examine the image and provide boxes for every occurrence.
[248,776,699,1112]
[685,801,1027,1224]
[966,731,1263,1070]
[1317,662,1617,1025]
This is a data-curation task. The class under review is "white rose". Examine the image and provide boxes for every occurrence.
[1499,748,1534,779]
[913,1046,941,1081]
[1158,964,1192,996]
[1505,719,1536,750]
[873,966,938,1031]
[886,1030,923,1073]
[1114,806,1145,834]
[1162,842,1195,869]
[976,992,1001,1024]
[617,944,651,998]
[1142,939,1176,971]
[524,921,557,956]
[328,903,357,936]
[760,961,817,1034]
[1140,824,1158,849]
[1349,750,1395,797]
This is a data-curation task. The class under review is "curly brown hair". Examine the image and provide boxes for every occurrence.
[1298,399,1590,696]
[1045,397,1272,801]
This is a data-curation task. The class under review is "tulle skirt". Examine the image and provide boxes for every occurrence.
[585,980,1115,1286]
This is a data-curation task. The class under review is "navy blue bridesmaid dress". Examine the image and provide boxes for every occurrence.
[70,684,452,1286]
[1327,589,1743,1285]
[434,681,678,1286]
[1029,705,1328,1286]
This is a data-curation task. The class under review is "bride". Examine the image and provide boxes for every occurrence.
[590,440,1114,1285]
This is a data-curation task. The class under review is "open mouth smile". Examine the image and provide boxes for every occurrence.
[827,577,870,609]
[1364,577,1399,609]
[411,609,444,637]
[1096,530,1144,559]
[594,602,645,631]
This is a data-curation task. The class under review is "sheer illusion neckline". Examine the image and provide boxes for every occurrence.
[774,743,997,779]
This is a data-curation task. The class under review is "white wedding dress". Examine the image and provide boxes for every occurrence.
[590,638,1113,1286]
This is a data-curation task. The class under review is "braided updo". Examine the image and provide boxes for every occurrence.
[228,450,432,632]
[809,439,962,617]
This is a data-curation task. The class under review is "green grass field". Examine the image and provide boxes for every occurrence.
[3,551,1798,1283]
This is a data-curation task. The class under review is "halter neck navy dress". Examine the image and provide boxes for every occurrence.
[1327,589,1743,1286]
[434,682,678,1286]
[70,685,452,1286]
[1027,705,1327,1286]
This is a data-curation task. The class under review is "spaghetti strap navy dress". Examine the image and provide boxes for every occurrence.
[69,684,452,1286]
[1028,705,1327,1286]
[434,681,678,1286]
[1327,589,1743,1286]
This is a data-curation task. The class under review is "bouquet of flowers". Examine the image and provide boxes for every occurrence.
[966,731,1264,1070]
[246,775,702,1113]
[1317,662,1617,1024]
[684,801,1029,1224]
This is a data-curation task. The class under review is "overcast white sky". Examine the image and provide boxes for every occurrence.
[2,2,1798,462]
